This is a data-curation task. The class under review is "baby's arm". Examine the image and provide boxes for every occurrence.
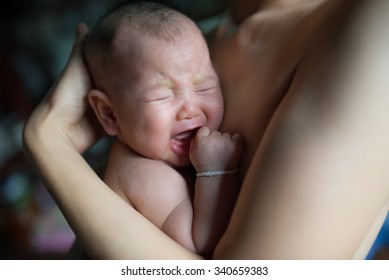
[190,127,243,257]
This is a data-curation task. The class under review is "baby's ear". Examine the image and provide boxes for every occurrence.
[88,90,119,136]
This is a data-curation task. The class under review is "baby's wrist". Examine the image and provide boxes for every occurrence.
[196,168,239,177]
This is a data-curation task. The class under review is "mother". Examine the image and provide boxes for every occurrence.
[23,0,389,259]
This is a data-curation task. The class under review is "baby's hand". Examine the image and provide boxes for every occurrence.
[190,127,243,172]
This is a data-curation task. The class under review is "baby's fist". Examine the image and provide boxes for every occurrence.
[190,127,243,172]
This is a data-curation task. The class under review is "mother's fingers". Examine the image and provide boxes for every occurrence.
[68,23,89,65]
[76,22,89,39]
[64,23,91,91]
[50,23,92,106]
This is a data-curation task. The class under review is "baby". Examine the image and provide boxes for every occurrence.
[84,1,242,257]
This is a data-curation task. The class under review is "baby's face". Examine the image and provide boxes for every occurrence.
[109,30,223,167]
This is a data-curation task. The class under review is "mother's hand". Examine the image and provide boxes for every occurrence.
[24,23,103,154]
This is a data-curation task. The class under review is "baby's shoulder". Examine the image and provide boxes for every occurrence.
[104,141,193,227]
[106,140,169,171]
[105,141,189,197]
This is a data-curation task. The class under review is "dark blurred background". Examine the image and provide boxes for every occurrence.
[0,0,388,259]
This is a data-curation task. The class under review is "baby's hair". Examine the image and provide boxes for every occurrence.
[87,1,189,48]
[84,0,199,90]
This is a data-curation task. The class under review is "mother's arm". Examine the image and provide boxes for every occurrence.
[23,24,199,260]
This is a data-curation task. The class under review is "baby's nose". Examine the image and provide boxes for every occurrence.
[177,98,201,120]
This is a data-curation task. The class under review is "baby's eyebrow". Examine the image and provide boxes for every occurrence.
[141,78,173,93]
[193,74,215,83]
[158,78,174,88]
[193,75,218,84]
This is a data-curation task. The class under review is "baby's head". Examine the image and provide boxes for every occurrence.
[85,1,223,167]
[84,1,199,95]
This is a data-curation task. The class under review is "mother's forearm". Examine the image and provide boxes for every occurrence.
[23,116,200,260]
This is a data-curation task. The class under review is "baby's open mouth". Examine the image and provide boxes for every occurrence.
[171,129,198,155]
[172,129,197,141]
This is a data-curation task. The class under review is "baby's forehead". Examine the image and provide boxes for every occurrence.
[113,15,202,45]
[110,29,203,62]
